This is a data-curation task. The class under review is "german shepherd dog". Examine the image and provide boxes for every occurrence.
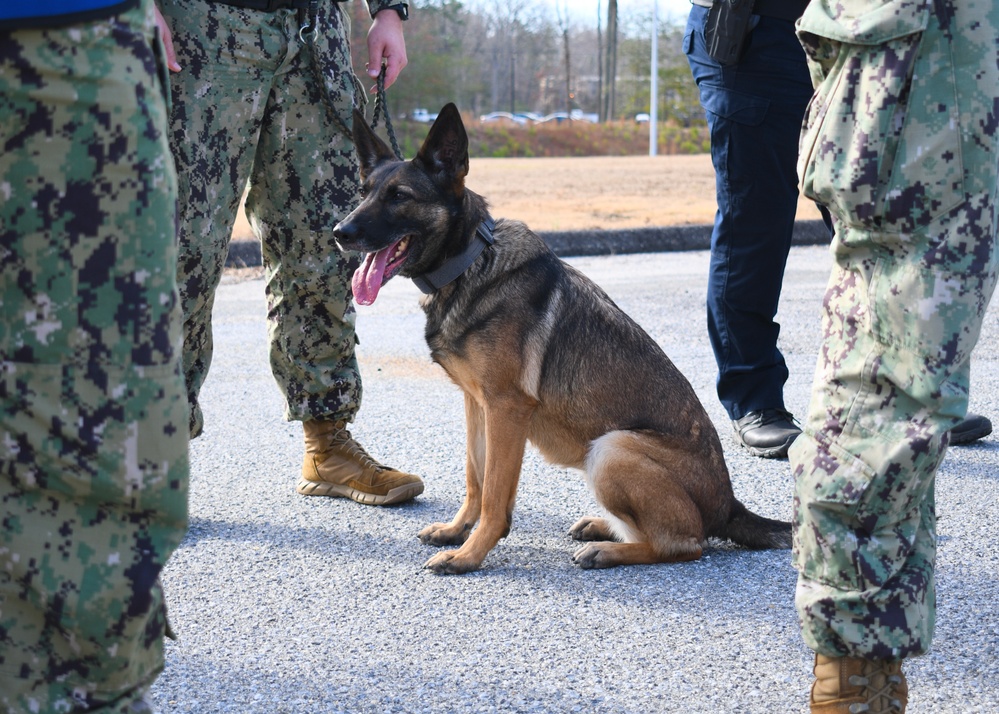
[335,103,791,574]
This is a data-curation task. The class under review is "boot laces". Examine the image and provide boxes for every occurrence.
[846,671,905,713]
[329,423,389,474]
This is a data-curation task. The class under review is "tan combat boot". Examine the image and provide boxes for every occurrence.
[811,653,908,713]
[297,419,424,506]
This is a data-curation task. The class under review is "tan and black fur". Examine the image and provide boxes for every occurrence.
[335,103,791,574]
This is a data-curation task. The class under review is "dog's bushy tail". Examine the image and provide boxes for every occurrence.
[722,499,792,550]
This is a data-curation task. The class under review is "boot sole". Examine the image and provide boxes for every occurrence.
[736,433,799,459]
[949,420,992,445]
[295,478,424,506]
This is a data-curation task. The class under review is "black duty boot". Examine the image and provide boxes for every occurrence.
[732,408,801,459]
[949,413,992,445]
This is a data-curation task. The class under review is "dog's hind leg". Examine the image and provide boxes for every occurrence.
[568,516,619,542]
[419,392,486,546]
[572,431,705,569]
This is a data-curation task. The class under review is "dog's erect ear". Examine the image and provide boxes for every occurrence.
[352,109,397,180]
[414,103,469,195]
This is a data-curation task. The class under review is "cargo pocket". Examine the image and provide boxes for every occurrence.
[698,82,770,128]
[796,0,964,235]
[794,433,931,592]
[868,258,988,400]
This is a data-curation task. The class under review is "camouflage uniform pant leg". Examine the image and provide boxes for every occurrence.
[161,0,279,439]
[789,0,999,660]
[162,0,362,433]
[249,1,363,424]
[0,2,189,711]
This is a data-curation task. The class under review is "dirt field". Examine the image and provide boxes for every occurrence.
[231,154,823,239]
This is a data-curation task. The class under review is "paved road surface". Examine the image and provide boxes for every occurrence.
[149,245,999,713]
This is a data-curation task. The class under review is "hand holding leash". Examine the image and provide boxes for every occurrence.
[366,6,407,88]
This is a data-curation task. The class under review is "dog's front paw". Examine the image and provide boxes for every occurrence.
[418,521,471,546]
[423,549,482,575]
[569,516,616,542]
[572,543,615,570]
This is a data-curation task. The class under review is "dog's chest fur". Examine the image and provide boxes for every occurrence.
[417,221,567,405]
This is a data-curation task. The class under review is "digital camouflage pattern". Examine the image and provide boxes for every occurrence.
[790,0,999,659]
[0,0,189,711]
[161,0,395,438]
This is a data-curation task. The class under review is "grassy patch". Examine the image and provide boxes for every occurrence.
[385,116,709,159]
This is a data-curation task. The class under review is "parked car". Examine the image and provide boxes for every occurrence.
[635,112,651,123]
[409,108,438,123]
[535,112,569,124]
[479,111,528,125]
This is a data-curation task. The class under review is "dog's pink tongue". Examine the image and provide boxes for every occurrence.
[353,250,389,306]
[352,247,393,306]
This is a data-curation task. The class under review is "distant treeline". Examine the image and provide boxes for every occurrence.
[345,0,702,127]
[380,112,710,159]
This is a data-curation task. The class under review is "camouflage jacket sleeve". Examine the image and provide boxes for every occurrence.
[365,0,408,20]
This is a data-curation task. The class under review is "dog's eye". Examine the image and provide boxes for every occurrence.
[391,188,411,203]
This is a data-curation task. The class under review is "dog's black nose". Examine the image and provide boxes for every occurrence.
[333,220,358,249]
[332,220,352,239]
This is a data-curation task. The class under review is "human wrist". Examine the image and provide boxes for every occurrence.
[371,1,407,21]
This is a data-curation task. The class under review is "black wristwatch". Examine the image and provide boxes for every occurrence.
[382,2,408,20]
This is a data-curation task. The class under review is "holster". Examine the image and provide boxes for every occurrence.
[704,0,756,65]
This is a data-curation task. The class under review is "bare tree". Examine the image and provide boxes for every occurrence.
[596,1,604,121]
[556,1,573,117]
[478,0,535,114]
[355,0,693,124]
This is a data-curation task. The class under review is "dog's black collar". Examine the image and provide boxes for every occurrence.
[411,217,496,294]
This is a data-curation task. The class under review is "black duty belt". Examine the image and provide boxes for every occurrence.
[692,0,808,22]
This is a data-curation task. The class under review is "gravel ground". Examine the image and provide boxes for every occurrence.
[149,245,999,713]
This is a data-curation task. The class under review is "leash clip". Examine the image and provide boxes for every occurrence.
[298,0,318,42]
[299,20,315,43]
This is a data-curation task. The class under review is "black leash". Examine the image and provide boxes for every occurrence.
[299,2,403,160]
[370,66,404,160]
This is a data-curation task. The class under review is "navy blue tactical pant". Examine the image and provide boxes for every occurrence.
[684,5,817,420]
